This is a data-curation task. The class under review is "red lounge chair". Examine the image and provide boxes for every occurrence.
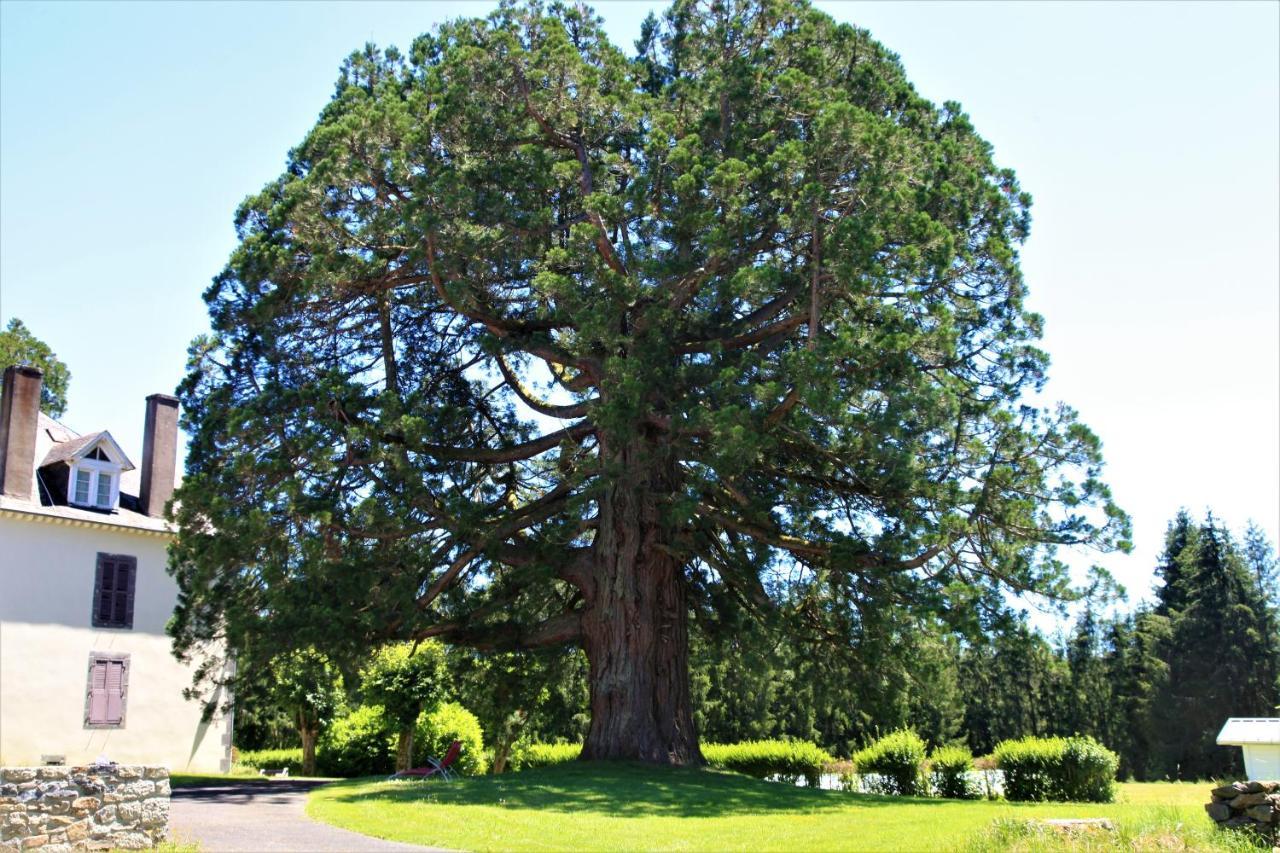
[389,739,462,781]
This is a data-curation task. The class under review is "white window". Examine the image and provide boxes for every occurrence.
[68,455,120,510]
[96,472,113,507]
[74,468,92,504]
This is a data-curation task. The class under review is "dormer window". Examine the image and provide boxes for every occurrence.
[69,456,120,510]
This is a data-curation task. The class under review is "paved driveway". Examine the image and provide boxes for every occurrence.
[170,780,445,852]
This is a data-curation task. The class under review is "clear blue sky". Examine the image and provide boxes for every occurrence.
[2,1,1276,611]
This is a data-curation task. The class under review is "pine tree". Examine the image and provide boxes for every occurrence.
[1103,610,1169,779]
[1154,510,1197,617]
[1157,515,1279,779]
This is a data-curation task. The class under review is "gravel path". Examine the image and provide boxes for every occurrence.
[170,780,447,852]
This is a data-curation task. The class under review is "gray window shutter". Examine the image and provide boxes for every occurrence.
[87,660,108,723]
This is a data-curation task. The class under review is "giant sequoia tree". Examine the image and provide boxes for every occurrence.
[169,0,1128,764]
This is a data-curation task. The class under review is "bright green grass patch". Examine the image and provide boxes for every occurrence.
[307,764,1230,852]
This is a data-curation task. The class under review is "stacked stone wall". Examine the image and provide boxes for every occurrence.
[1205,780,1279,842]
[0,765,169,851]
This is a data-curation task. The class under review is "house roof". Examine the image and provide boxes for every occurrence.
[0,413,174,536]
[1217,718,1280,746]
[39,430,136,471]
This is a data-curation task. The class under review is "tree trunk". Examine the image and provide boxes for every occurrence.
[578,435,702,765]
[396,727,415,773]
[300,725,318,776]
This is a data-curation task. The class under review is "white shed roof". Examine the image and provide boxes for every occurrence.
[1217,718,1280,745]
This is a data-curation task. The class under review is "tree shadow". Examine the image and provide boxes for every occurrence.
[322,763,963,819]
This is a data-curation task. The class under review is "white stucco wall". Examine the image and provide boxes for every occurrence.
[0,512,230,772]
[1244,744,1280,781]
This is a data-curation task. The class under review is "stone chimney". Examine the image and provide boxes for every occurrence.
[0,365,43,500]
[139,393,179,517]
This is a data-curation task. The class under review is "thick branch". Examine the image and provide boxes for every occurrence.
[387,421,596,464]
[495,353,592,419]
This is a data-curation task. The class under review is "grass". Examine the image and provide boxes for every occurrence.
[306,763,1255,852]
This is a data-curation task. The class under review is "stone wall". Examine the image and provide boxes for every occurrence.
[0,765,169,851]
[1205,780,1279,841]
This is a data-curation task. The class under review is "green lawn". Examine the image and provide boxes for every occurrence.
[306,764,1247,852]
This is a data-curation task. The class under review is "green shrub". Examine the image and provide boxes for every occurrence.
[1058,736,1118,803]
[993,735,1117,802]
[704,740,833,787]
[507,741,581,771]
[853,729,927,796]
[929,745,977,799]
[318,705,395,777]
[993,737,1062,802]
[414,702,487,776]
[234,748,304,775]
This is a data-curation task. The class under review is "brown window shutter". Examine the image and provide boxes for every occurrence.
[123,562,135,628]
[92,554,137,629]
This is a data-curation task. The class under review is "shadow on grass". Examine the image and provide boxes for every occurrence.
[320,762,963,819]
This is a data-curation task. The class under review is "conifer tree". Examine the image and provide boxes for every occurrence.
[168,0,1127,763]
[1156,516,1278,778]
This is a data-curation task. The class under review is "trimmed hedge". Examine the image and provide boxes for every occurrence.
[853,729,927,796]
[993,735,1117,802]
[414,702,487,776]
[508,741,581,771]
[703,740,833,787]
[235,748,303,775]
[928,746,977,799]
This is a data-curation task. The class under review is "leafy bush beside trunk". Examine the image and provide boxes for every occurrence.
[414,702,487,776]
[318,705,396,777]
[852,730,928,796]
[993,736,1117,802]
[703,740,833,787]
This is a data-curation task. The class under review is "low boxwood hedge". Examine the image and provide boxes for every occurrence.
[234,747,304,775]
[928,745,977,799]
[703,740,833,787]
[993,735,1117,802]
[852,729,927,796]
[507,741,582,771]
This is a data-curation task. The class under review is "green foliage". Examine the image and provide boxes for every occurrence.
[360,642,446,730]
[1058,737,1119,803]
[702,740,833,787]
[234,748,304,774]
[0,318,71,417]
[318,705,395,777]
[414,702,486,776]
[1150,514,1280,780]
[507,741,582,771]
[170,0,1129,761]
[929,745,977,799]
[269,649,344,731]
[993,736,1117,802]
[446,646,589,772]
[852,729,928,796]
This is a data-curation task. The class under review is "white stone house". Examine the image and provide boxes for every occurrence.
[0,365,231,772]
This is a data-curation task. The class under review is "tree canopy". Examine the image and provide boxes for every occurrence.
[169,0,1128,763]
[0,318,71,417]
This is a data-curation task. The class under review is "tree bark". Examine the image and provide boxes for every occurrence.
[396,727,415,773]
[300,724,318,776]
[578,435,702,765]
